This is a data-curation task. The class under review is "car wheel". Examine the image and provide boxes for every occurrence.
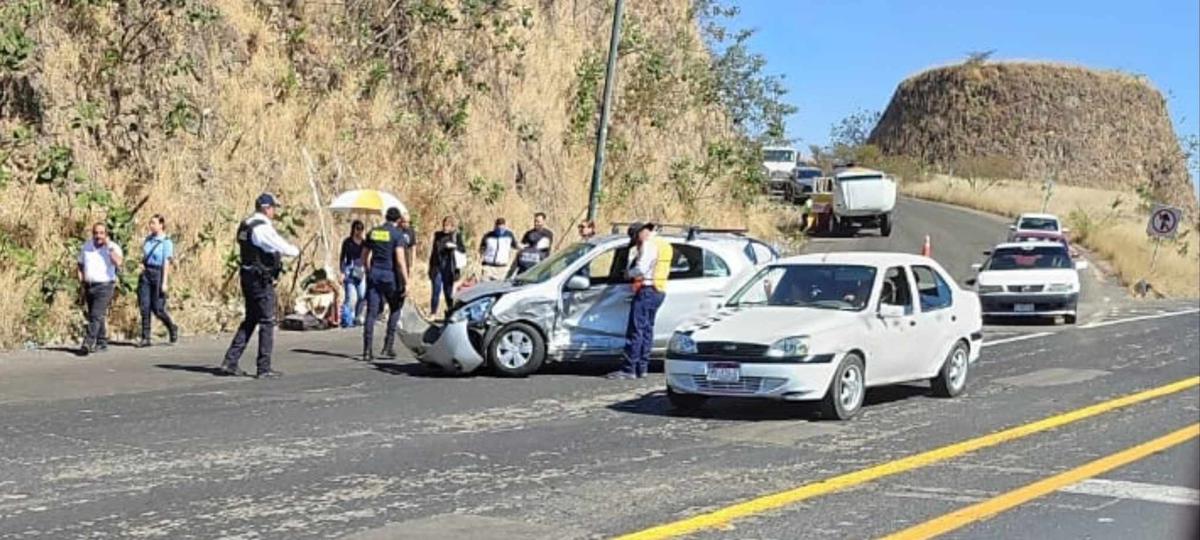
[880,213,893,237]
[931,340,969,398]
[1064,314,1077,324]
[667,387,706,412]
[488,322,546,377]
[820,353,866,420]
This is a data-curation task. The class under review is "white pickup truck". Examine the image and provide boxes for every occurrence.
[761,146,798,200]
[831,166,897,237]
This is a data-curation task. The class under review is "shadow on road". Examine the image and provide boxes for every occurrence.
[608,383,931,421]
[41,346,85,357]
[291,348,359,360]
[154,364,230,376]
[369,361,447,378]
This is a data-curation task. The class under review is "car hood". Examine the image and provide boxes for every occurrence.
[453,279,524,304]
[977,269,1078,287]
[684,306,861,345]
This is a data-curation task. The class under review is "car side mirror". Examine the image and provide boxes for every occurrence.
[566,275,590,291]
[878,304,907,319]
[964,278,977,287]
[1062,227,1071,234]
[971,263,983,271]
[1008,224,1016,231]
[1075,260,1089,271]
[982,251,991,256]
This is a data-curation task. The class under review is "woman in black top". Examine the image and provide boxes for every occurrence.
[340,220,366,327]
[429,216,466,316]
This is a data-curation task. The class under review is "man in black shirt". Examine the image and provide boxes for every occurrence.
[522,212,553,257]
[362,207,410,361]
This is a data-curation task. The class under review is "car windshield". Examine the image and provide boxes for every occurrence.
[763,149,795,162]
[727,264,877,311]
[512,242,595,284]
[796,169,822,178]
[985,246,1073,270]
[837,174,883,182]
[1017,217,1059,231]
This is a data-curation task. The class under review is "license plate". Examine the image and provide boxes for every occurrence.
[1014,303,1035,313]
[707,362,741,383]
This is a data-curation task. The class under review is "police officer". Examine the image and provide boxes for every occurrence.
[362,207,410,362]
[138,214,179,347]
[607,222,672,380]
[218,193,299,378]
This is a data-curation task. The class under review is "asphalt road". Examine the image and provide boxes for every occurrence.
[0,199,1197,540]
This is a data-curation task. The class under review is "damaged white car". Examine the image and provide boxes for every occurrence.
[399,227,779,376]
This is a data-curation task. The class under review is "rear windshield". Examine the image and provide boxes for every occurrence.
[985,246,1072,270]
[796,169,822,179]
[837,174,883,182]
[763,149,795,162]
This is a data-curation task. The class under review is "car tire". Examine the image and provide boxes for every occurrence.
[819,353,866,420]
[931,340,970,398]
[1064,313,1077,324]
[667,387,706,412]
[487,322,546,378]
[880,213,893,237]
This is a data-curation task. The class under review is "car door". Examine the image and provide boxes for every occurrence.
[557,245,631,358]
[653,244,732,347]
[909,265,956,378]
[867,266,920,385]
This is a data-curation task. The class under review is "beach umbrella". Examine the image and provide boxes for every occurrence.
[329,189,407,216]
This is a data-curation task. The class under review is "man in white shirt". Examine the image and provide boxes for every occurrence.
[608,222,672,380]
[479,217,518,281]
[77,223,124,356]
[219,193,300,379]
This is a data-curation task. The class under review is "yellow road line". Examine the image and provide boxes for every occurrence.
[614,376,1199,540]
[881,423,1200,540]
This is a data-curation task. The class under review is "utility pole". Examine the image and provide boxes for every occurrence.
[586,0,625,222]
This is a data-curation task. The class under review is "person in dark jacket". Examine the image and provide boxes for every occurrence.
[429,216,466,316]
[521,212,554,257]
[339,220,367,328]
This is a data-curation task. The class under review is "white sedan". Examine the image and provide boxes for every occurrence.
[665,253,983,420]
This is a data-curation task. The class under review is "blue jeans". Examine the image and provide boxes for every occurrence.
[341,267,366,327]
[430,268,456,315]
[621,287,665,376]
[363,273,404,354]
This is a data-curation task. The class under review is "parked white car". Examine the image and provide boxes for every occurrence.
[400,227,779,376]
[831,167,897,237]
[972,241,1087,324]
[665,252,983,420]
[1008,213,1067,239]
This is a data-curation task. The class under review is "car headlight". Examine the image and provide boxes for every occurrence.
[449,296,496,324]
[766,336,809,359]
[1046,283,1074,292]
[977,285,1004,294]
[668,332,697,355]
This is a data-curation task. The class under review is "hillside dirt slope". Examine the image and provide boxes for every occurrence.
[0,0,774,347]
[869,62,1196,209]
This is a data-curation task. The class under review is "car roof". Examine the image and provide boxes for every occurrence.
[993,241,1068,250]
[1017,213,1059,221]
[834,166,884,177]
[1013,230,1066,238]
[774,251,938,267]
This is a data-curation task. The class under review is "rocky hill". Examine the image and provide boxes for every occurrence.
[0,0,780,347]
[868,61,1195,208]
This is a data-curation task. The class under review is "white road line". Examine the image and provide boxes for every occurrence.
[982,308,1200,349]
[1061,479,1200,506]
[981,333,1053,348]
[1080,308,1200,329]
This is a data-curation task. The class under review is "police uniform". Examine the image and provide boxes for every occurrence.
[220,194,299,378]
[363,221,406,360]
[613,224,672,379]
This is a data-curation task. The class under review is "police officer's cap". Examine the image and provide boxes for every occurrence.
[385,207,402,222]
[256,192,280,208]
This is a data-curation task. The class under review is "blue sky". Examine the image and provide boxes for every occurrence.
[732,0,1200,151]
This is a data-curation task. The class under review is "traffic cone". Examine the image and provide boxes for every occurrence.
[920,235,932,257]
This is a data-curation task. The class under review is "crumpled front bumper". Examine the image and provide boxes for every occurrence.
[397,304,486,374]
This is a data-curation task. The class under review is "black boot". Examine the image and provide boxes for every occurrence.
[361,349,375,363]
[168,325,179,345]
[380,343,396,359]
[138,337,152,348]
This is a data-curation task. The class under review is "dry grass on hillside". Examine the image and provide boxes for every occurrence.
[904,176,1199,298]
[0,0,792,347]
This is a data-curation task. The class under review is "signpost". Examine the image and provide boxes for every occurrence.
[1135,204,1183,297]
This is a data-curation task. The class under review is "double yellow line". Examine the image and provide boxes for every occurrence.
[615,376,1200,540]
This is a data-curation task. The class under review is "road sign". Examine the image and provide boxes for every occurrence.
[1146,205,1183,239]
